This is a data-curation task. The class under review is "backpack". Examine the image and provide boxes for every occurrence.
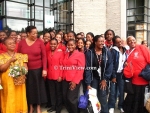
[78,91,88,109]
[139,64,150,81]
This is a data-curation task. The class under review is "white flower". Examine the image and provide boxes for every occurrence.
[16,72,20,76]
[14,66,19,70]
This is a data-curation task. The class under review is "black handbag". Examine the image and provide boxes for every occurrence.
[139,64,150,81]
[124,78,134,94]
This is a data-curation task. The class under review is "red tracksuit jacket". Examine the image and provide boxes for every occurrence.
[62,50,85,84]
[124,45,150,85]
[47,49,64,80]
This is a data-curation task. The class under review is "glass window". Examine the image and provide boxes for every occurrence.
[45,0,50,7]
[35,22,43,31]
[149,0,150,7]
[127,9,135,16]
[127,16,135,23]
[54,10,58,22]
[67,25,73,32]
[135,15,144,22]
[136,31,145,44]
[145,0,149,7]
[45,8,52,15]
[127,31,135,37]
[128,0,135,9]
[136,23,147,30]
[9,0,28,3]
[1,0,73,33]
[33,7,43,20]
[7,19,28,31]
[59,11,67,23]
[35,0,43,6]
[58,1,68,11]
[58,24,66,31]
[144,7,148,15]
[136,7,144,14]
[6,1,30,19]
[148,24,150,30]
[128,24,135,30]
[136,0,144,7]
[148,17,150,22]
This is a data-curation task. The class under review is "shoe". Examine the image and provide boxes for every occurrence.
[47,106,56,112]
[47,108,55,112]
[120,108,124,113]
[109,108,114,113]
[45,105,51,108]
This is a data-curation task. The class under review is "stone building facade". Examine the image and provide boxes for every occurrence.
[74,0,126,39]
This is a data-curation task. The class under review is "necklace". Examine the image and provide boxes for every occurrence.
[7,52,15,57]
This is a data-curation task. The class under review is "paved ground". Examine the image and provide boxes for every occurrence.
[40,106,120,113]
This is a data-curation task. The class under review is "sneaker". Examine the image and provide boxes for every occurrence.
[120,108,124,113]
[109,108,114,113]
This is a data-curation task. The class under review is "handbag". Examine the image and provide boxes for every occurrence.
[78,91,89,109]
[124,78,134,94]
[139,64,150,81]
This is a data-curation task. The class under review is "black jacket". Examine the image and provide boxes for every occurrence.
[110,46,127,79]
[84,47,113,86]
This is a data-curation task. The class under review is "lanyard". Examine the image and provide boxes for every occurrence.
[127,48,135,58]
[96,54,102,65]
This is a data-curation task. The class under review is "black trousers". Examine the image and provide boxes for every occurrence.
[45,78,51,107]
[62,80,81,113]
[48,79,62,112]
[123,84,148,113]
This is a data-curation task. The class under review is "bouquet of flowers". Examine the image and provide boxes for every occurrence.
[9,65,28,85]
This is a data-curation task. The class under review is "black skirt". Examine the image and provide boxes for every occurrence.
[123,84,148,113]
[26,68,47,105]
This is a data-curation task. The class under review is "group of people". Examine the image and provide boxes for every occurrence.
[0,26,149,113]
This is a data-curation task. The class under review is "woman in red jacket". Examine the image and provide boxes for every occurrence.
[123,36,150,113]
[47,38,64,113]
[44,32,51,52]
[62,39,85,113]
[55,33,66,52]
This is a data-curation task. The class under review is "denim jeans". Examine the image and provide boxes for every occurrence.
[91,77,109,113]
[108,72,125,109]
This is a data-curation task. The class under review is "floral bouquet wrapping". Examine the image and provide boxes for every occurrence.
[9,65,28,85]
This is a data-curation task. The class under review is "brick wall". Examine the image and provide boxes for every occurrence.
[74,0,126,38]
[74,0,106,35]
[106,0,121,36]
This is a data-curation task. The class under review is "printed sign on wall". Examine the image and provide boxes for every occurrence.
[45,15,54,28]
